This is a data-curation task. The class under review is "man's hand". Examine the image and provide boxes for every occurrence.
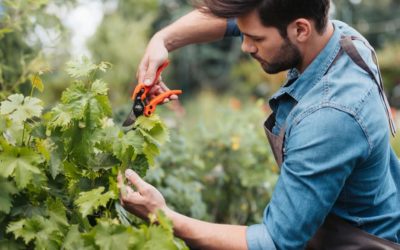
[136,34,178,104]
[118,169,248,250]
[118,169,168,220]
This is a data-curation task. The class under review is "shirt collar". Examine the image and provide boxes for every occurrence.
[269,21,342,103]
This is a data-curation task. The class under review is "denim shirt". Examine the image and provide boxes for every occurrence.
[225,20,400,250]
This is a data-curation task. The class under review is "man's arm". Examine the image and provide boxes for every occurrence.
[157,9,228,52]
[164,208,247,250]
[118,170,248,250]
[138,9,228,85]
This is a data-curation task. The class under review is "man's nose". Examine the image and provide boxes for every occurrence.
[241,39,257,54]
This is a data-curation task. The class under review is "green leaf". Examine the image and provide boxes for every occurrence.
[62,225,87,250]
[123,130,144,154]
[0,178,18,214]
[0,238,24,250]
[131,154,149,177]
[0,94,24,115]
[66,57,97,78]
[91,79,109,95]
[139,123,169,146]
[7,216,61,248]
[149,124,169,145]
[30,75,44,92]
[47,198,68,229]
[135,115,161,131]
[92,220,136,250]
[61,83,87,104]
[0,94,43,124]
[156,210,173,233]
[7,219,34,244]
[97,61,112,72]
[115,202,132,226]
[75,187,116,218]
[0,147,42,188]
[140,226,177,250]
[59,83,90,121]
[48,105,72,129]
[143,142,159,166]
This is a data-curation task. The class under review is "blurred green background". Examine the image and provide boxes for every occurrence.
[1,0,399,224]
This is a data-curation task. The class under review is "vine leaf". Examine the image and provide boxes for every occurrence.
[66,57,97,78]
[7,216,61,248]
[62,225,86,249]
[0,94,43,124]
[0,178,18,213]
[75,186,116,217]
[30,75,44,92]
[91,220,136,250]
[91,79,109,95]
[0,147,42,188]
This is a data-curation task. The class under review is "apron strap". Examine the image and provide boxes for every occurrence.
[340,36,397,136]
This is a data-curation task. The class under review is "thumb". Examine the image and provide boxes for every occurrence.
[143,61,160,86]
[125,169,147,192]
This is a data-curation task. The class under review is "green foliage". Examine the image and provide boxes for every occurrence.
[0,94,43,124]
[0,0,64,98]
[75,187,116,218]
[0,58,186,249]
[147,93,278,224]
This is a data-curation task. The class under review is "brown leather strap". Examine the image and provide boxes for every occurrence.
[307,214,400,250]
[340,36,397,136]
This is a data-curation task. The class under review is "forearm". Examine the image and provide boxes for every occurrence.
[155,9,228,52]
[164,208,248,250]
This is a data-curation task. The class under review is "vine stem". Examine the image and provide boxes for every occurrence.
[21,122,26,146]
[21,74,37,146]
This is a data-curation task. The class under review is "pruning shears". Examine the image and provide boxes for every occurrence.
[122,60,182,127]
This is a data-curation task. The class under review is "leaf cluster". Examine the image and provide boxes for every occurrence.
[0,58,185,249]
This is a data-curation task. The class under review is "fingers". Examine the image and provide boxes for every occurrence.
[125,169,148,194]
[118,171,146,205]
[137,57,149,83]
[143,61,161,86]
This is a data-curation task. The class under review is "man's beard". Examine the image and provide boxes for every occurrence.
[251,38,302,74]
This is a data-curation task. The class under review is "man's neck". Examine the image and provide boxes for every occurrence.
[298,21,335,73]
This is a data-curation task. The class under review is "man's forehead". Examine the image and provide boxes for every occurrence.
[237,11,276,36]
[237,10,263,29]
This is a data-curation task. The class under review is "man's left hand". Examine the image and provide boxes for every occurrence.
[117,169,168,220]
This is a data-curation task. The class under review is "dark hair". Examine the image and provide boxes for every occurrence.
[195,0,330,36]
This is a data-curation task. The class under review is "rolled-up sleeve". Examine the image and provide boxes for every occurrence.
[224,19,242,37]
[260,107,370,249]
[247,224,277,250]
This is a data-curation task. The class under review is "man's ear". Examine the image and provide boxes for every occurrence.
[287,18,312,43]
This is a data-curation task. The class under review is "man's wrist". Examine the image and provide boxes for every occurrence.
[153,30,174,52]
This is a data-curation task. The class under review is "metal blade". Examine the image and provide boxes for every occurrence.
[122,109,137,127]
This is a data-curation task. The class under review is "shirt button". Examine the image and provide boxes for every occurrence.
[283,147,286,153]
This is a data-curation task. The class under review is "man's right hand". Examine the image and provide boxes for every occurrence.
[136,34,178,103]
[134,9,228,103]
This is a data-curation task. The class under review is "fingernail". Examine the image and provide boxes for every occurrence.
[125,169,134,177]
[144,79,151,86]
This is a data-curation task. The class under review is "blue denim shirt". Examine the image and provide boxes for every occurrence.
[226,20,400,249]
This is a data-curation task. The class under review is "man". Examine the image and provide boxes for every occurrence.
[118,0,400,249]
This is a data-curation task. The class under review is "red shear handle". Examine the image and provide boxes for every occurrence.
[144,90,183,116]
[130,60,170,100]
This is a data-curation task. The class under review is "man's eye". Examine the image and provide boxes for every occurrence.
[253,38,264,42]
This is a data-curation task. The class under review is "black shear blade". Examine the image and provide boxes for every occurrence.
[122,109,137,127]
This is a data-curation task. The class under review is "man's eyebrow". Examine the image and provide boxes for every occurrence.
[241,32,264,39]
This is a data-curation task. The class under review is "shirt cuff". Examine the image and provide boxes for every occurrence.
[246,224,277,250]
[224,18,242,37]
